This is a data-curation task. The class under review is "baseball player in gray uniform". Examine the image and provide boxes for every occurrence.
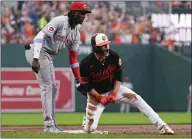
[25,2,91,133]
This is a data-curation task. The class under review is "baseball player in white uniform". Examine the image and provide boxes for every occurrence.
[25,2,91,133]
[79,33,174,135]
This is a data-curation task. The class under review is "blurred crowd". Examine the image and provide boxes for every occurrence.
[1,1,191,48]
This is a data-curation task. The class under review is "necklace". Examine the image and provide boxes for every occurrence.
[100,58,106,65]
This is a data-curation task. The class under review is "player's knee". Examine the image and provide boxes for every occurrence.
[123,92,137,101]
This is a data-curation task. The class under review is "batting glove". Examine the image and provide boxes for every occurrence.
[107,92,116,103]
[98,95,108,106]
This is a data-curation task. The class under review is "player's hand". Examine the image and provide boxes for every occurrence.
[75,78,87,97]
[75,78,80,88]
[107,92,116,103]
[98,95,108,106]
[32,58,40,74]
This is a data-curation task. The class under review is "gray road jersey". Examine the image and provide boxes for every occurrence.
[42,15,81,55]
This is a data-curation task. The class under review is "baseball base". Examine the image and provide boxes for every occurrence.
[63,129,108,134]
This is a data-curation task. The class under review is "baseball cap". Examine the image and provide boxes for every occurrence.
[91,33,111,47]
[70,2,91,13]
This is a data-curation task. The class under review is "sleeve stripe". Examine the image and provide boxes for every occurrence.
[34,38,43,43]
[70,63,79,68]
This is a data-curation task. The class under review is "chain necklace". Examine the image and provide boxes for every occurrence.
[100,58,106,65]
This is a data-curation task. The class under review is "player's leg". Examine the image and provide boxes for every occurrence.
[187,99,191,112]
[120,103,125,113]
[115,85,174,135]
[25,48,62,132]
[125,104,130,112]
[47,60,57,121]
[82,94,105,133]
[50,61,64,131]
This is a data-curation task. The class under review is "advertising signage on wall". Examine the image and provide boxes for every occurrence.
[1,68,75,112]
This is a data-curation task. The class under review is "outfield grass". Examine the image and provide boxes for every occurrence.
[1,112,191,126]
[1,132,191,138]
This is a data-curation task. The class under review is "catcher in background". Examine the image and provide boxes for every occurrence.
[78,33,174,135]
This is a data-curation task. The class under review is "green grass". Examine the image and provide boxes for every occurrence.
[1,132,191,138]
[1,112,191,138]
[1,112,191,126]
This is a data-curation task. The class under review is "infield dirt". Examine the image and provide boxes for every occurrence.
[2,124,191,135]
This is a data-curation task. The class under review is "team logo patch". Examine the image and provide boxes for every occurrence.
[118,58,122,66]
[102,36,106,41]
[48,26,56,33]
[83,5,87,9]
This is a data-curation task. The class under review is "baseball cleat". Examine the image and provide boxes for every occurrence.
[44,125,64,133]
[159,125,174,135]
[82,116,86,128]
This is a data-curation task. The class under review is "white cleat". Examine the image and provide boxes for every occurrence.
[159,125,174,135]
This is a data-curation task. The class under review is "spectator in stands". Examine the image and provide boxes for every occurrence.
[1,1,191,49]
[23,18,35,44]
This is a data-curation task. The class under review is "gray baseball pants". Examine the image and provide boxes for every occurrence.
[25,45,57,127]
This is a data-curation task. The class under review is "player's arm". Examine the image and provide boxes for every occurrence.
[31,18,61,73]
[68,29,81,80]
[113,58,123,91]
[79,61,93,94]
[79,61,107,105]
[30,30,46,73]
[69,50,80,80]
[112,81,121,93]
[42,17,61,38]
[108,57,124,103]
[34,17,61,59]
[33,31,46,59]
[115,58,123,82]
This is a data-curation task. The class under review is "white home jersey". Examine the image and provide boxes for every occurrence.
[41,15,81,55]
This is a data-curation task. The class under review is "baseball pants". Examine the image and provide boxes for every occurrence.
[83,85,166,132]
[25,45,57,127]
